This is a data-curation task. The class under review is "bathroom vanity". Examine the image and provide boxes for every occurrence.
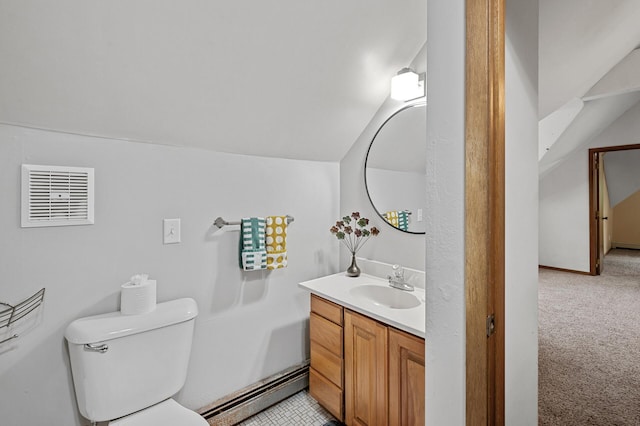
[300,273,425,426]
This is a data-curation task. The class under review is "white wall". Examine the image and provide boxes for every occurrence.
[0,124,339,426]
[604,149,640,207]
[539,151,590,271]
[505,0,539,422]
[425,0,465,423]
[539,100,640,272]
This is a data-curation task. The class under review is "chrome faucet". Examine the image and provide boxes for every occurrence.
[387,264,414,292]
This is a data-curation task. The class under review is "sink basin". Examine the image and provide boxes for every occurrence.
[350,284,421,309]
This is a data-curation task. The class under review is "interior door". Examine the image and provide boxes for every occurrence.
[595,152,603,275]
[590,150,602,275]
[598,152,606,274]
[589,145,640,276]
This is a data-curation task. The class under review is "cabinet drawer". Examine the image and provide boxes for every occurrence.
[309,367,343,421]
[311,294,343,325]
[310,340,343,387]
[310,312,343,356]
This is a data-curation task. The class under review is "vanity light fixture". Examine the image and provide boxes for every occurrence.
[390,68,425,101]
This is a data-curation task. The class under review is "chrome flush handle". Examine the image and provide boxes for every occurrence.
[84,343,109,353]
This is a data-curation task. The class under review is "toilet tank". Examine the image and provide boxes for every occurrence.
[65,298,198,422]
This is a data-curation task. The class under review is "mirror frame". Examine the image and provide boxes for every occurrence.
[364,100,426,235]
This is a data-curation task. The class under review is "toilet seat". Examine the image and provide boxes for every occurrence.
[109,398,208,426]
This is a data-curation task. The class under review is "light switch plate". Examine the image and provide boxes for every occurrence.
[163,218,181,244]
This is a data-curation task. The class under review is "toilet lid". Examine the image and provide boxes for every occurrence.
[109,399,209,426]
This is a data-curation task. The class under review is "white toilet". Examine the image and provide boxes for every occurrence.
[65,298,208,425]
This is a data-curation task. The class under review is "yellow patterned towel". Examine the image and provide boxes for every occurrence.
[265,216,288,269]
[384,211,399,228]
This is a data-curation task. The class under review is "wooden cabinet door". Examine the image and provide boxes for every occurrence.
[389,328,425,426]
[344,310,388,426]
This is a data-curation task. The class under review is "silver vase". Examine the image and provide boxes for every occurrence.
[346,253,361,277]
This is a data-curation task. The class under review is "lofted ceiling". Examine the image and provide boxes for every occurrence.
[4,1,637,172]
[539,0,640,176]
[0,0,427,162]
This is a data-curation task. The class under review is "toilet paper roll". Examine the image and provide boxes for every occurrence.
[120,280,157,315]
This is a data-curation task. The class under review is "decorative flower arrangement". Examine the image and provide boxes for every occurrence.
[330,213,380,277]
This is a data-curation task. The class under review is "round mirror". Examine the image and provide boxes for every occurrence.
[364,102,426,234]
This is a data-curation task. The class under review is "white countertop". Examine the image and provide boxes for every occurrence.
[299,273,425,338]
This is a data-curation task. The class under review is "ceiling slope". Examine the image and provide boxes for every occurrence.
[539,1,640,175]
[538,98,584,160]
[539,92,640,176]
[539,0,640,119]
[0,0,426,162]
[584,48,640,101]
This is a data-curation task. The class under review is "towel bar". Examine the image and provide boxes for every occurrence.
[214,215,294,229]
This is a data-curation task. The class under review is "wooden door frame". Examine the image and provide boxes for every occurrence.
[588,143,640,275]
[465,0,505,424]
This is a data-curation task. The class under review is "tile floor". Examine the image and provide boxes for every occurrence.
[236,390,339,425]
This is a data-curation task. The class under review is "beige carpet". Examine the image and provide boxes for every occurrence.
[539,249,640,425]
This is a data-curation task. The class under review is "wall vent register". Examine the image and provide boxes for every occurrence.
[21,164,94,228]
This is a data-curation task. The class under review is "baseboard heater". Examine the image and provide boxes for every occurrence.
[198,361,310,425]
